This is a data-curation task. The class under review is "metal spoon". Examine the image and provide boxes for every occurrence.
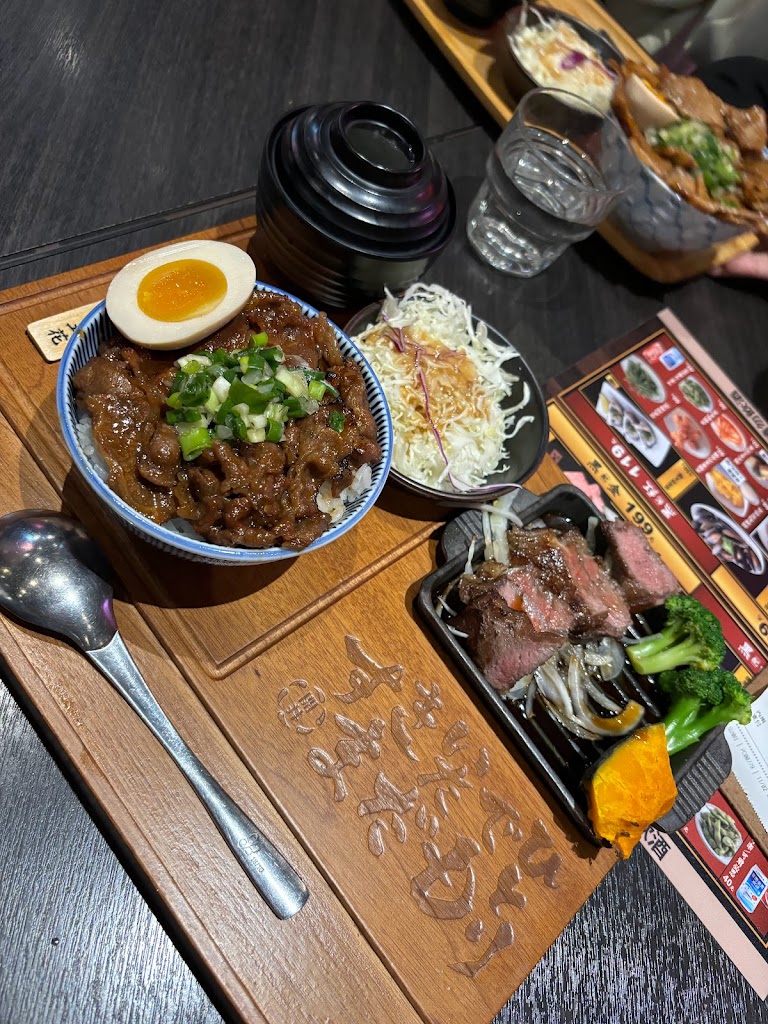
[0,510,309,920]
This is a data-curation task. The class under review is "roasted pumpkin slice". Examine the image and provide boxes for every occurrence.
[584,722,677,857]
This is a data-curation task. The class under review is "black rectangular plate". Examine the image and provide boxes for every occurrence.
[416,484,732,844]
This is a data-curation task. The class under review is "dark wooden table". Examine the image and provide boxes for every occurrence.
[1,2,766,1021]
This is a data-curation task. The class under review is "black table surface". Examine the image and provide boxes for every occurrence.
[1,2,767,1022]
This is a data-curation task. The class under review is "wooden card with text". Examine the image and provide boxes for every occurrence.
[0,221,611,1024]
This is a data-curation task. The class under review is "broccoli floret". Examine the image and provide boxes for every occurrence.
[627,595,725,676]
[659,667,753,756]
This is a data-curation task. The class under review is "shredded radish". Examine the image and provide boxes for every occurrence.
[351,284,531,492]
[464,537,477,578]
[478,492,521,564]
[447,625,469,639]
[585,515,598,554]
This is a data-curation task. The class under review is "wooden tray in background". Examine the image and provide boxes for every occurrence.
[403,0,759,283]
[0,220,613,1024]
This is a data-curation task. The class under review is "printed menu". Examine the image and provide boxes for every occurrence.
[547,309,768,996]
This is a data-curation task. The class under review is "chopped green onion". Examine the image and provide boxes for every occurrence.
[228,378,272,412]
[180,427,212,461]
[242,367,265,386]
[276,366,309,398]
[283,396,304,419]
[162,334,343,459]
[259,346,285,365]
[176,353,212,370]
[265,401,287,423]
[177,372,210,407]
[214,397,233,424]
[211,376,231,403]
[179,359,204,375]
[266,418,283,442]
[204,392,221,415]
[224,410,248,441]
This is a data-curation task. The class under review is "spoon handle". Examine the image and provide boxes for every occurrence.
[86,632,309,920]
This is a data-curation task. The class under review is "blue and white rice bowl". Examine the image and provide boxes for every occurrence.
[608,140,745,253]
[57,282,393,565]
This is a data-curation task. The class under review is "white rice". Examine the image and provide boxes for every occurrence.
[76,412,369,536]
[317,463,372,523]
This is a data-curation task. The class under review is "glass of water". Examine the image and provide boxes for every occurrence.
[467,88,634,277]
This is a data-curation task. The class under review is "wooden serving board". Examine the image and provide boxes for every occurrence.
[403,0,759,283]
[0,220,612,1024]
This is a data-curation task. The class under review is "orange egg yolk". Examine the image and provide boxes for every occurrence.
[137,259,227,322]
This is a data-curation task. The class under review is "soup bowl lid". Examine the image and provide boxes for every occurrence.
[262,100,456,259]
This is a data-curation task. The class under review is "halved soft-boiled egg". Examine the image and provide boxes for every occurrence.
[106,240,256,349]
[624,74,679,135]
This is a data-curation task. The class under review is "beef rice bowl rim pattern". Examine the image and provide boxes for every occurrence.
[57,283,394,565]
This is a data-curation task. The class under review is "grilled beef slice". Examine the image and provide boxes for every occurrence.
[724,103,767,155]
[459,563,576,635]
[743,157,768,211]
[600,520,680,613]
[506,526,632,638]
[453,591,564,689]
[660,69,724,131]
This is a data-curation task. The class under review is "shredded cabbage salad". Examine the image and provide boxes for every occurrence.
[509,5,615,113]
[351,283,533,492]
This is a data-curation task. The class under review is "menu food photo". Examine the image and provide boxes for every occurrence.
[2,1,768,1024]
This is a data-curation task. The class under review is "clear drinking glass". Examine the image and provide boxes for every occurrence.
[467,88,634,277]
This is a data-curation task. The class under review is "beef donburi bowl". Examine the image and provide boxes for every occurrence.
[57,280,393,566]
[608,61,768,252]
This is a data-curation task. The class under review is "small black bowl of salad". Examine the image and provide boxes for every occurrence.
[343,283,548,509]
[495,5,622,111]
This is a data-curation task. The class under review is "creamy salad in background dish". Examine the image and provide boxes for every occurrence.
[508,9,616,113]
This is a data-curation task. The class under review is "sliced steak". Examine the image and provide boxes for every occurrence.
[457,561,510,604]
[497,566,576,635]
[459,562,575,635]
[453,591,564,689]
[600,520,680,613]
[506,526,632,638]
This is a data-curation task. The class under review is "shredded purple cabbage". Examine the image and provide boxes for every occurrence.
[560,48,612,78]
[561,50,586,71]
[383,326,518,495]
